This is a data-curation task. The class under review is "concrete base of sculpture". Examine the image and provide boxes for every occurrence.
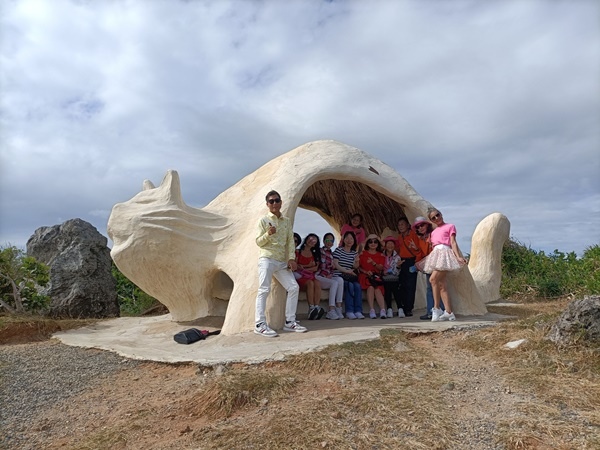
[108,140,510,335]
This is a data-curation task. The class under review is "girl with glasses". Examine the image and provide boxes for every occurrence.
[358,234,387,319]
[295,234,324,320]
[416,209,467,321]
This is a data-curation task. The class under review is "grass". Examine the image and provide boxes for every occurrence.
[0,314,96,345]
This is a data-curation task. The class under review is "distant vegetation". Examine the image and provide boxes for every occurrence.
[0,245,50,314]
[112,263,160,316]
[2,240,599,316]
[500,239,600,300]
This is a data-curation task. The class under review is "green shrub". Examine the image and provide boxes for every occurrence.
[0,245,50,314]
[112,263,160,316]
[501,239,599,301]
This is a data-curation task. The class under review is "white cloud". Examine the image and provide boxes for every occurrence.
[1,0,599,257]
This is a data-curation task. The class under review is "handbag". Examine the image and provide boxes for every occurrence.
[297,269,316,280]
[382,274,399,282]
[340,271,358,282]
[368,273,384,286]
[173,328,221,345]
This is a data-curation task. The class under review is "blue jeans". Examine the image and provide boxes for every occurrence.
[344,280,363,314]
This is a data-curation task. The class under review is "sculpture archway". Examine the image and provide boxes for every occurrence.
[108,140,509,335]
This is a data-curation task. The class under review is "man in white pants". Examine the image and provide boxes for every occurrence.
[254,190,307,337]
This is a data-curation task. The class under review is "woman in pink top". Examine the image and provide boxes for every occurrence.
[340,213,367,253]
[416,208,467,322]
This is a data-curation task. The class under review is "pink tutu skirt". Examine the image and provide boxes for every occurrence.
[417,245,464,273]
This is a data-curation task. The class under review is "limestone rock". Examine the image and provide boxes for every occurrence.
[546,296,600,346]
[108,140,508,335]
[27,219,119,318]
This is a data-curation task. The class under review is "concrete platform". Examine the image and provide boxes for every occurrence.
[53,310,510,365]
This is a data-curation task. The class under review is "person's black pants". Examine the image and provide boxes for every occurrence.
[383,280,401,310]
[399,257,417,313]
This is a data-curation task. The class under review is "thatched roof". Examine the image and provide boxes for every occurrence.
[300,179,407,238]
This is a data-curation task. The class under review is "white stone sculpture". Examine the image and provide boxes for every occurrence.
[107,140,510,335]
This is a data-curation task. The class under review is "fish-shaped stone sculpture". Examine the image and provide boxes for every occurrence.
[108,140,510,335]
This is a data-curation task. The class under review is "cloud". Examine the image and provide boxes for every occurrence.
[1,0,599,257]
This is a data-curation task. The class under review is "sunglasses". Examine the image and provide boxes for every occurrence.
[267,198,281,204]
[417,223,428,228]
[430,213,441,220]
[367,239,379,244]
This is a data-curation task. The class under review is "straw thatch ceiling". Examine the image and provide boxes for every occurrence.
[299,179,406,237]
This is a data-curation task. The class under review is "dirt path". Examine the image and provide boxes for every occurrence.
[2,325,595,450]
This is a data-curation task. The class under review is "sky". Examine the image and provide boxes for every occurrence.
[1,0,599,257]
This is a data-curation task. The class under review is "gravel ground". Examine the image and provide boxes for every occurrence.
[0,340,140,450]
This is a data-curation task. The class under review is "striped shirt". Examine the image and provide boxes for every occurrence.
[332,247,357,275]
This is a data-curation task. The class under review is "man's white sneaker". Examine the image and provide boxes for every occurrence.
[355,312,365,319]
[346,312,357,319]
[431,308,443,322]
[254,322,278,337]
[387,308,393,318]
[397,308,406,318]
[438,311,456,321]
[326,309,340,320]
[283,321,307,332]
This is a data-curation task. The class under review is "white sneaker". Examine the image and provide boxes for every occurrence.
[380,309,387,319]
[438,311,456,321]
[397,308,406,318]
[254,322,278,337]
[283,321,307,332]
[346,312,357,320]
[335,307,344,319]
[387,308,393,318]
[431,308,443,322]
[355,312,365,319]
[326,309,339,320]
[369,309,377,319]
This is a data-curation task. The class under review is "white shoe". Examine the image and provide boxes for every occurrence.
[346,312,357,320]
[326,309,339,320]
[283,321,308,332]
[335,307,344,319]
[387,308,393,318]
[397,308,406,318]
[431,308,443,322]
[369,309,377,319]
[355,312,365,319]
[380,309,387,319]
[438,311,456,321]
[254,322,278,337]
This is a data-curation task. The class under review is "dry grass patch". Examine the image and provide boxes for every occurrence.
[458,300,600,449]
[0,315,95,344]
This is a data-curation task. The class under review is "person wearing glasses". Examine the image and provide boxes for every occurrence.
[295,233,324,320]
[416,208,467,322]
[358,234,387,319]
[254,190,307,337]
[316,232,345,320]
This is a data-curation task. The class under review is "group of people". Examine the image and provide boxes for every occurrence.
[254,191,466,337]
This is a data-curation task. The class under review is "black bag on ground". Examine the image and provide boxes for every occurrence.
[173,328,221,345]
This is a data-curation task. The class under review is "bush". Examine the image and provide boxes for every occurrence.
[112,263,160,316]
[501,239,600,301]
[0,245,50,314]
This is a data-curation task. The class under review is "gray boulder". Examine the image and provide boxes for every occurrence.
[26,219,119,318]
[546,296,600,346]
